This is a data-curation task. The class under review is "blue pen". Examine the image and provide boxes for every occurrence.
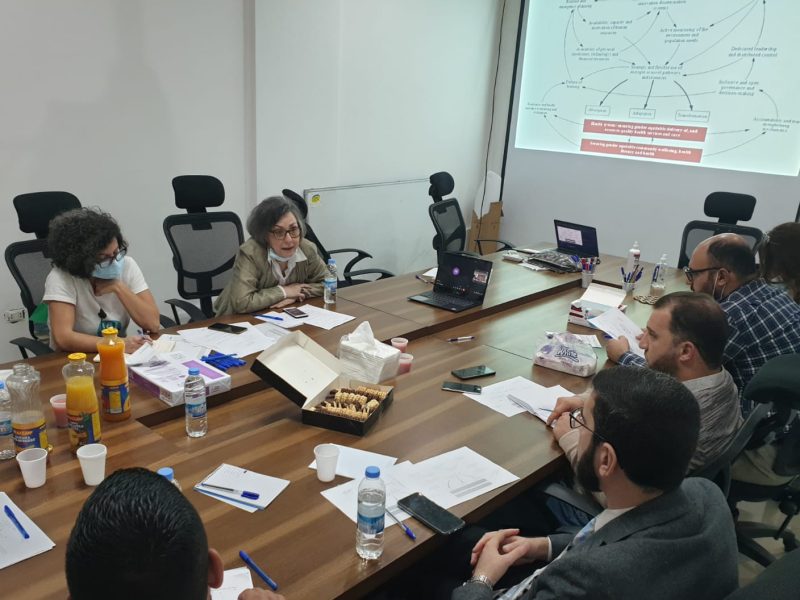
[239,550,278,591]
[201,483,260,500]
[651,264,660,283]
[259,314,283,322]
[4,505,30,540]
[386,508,416,541]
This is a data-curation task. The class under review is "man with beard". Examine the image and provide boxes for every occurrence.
[452,368,737,600]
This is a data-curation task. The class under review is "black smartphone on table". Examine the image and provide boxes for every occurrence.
[283,307,308,318]
[451,365,496,380]
[441,381,482,394]
[397,493,465,535]
[208,322,247,334]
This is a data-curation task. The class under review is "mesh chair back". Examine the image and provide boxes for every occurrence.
[13,191,80,239]
[5,240,52,336]
[163,212,243,316]
[429,198,467,260]
[677,221,763,269]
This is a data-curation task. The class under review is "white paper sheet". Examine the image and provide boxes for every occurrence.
[255,312,303,329]
[296,304,356,330]
[194,464,290,512]
[211,567,254,600]
[179,322,277,357]
[573,334,602,349]
[507,383,571,423]
[588,308,646,358]
[520,262,547,272]
[309,445,397,480]
[0,493,55,570]
[463,376,545,418]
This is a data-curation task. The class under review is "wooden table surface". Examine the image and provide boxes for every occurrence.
[0,248,672,599]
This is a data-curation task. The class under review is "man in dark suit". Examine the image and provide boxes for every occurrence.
[452,367,738,600]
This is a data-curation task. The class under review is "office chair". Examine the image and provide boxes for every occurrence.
[282,189,394,286]
[725,548,800,599]
[163,176,244,323]
[728,354,800,566]
[677,192,763,268]
[427,171,513,259]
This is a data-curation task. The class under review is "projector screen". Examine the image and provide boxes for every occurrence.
[514,0,800,176]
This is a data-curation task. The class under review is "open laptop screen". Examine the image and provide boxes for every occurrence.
[554,220,599,257]
[434,254,492,300]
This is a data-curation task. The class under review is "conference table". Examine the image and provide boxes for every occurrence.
[0,249,688,599]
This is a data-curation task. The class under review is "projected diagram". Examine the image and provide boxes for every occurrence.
[515,0,800,176]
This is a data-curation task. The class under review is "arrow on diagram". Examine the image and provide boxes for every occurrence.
[643,81,654,109]
[673,80,694,110]
[600,79,629,106]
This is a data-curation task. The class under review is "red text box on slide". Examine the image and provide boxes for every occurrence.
[583,120,707,142]
[581,139,703,163]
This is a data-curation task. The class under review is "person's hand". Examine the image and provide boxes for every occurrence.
[282,283,311,300]
[546,395,585,427]
[605,336,630,363]
[238,589,285,600]
[270,297,297,309]
[124,335,149,353]
[469,529,530,586]
[92,277,121,297]
[552,413,572,441]
[500,535,550,566]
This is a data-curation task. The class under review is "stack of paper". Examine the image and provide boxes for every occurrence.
[0,493,55,569]
[256,305,356,331]
[211,567,254,600]
[507,383,570,423]
[179,322,278,357]
[463,376,568,419]
[195,464,290,513]
[588,308,646,358]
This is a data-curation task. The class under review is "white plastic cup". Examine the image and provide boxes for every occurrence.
[390,337,409,352]
[314,443,339,482]
[398,353,414,375]
[581,271,593,289]
[76,443,108,486]
[16,447,48,488]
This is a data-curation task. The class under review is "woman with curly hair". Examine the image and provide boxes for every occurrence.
[214,195,326,315]
[759,222,800,302]
[43,207,160,352]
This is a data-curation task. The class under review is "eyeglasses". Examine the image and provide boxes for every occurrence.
[269,225,301,240]
[569,408,608,443]
[683,266,720,283]
[96,248,126,268]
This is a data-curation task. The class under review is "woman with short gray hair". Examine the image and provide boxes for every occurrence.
[214,195,326,315]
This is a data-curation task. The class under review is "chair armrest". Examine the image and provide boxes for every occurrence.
[476,238,515,253]
[342,268,395,284]
[10,337,53,359]
[328,247,374,275]
[159,314,177,329]
[539,481,603,518]
[165,299,207,324]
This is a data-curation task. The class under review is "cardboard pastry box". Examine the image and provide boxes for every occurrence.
[251,331,393,436]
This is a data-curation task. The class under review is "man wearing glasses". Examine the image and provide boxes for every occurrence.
[454,368,737,600]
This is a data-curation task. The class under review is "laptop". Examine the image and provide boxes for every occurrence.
[408,252,493,312]
[523,220,600,273]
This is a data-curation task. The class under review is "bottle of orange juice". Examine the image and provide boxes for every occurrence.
[97,327,131,421]
[63,353,101,452]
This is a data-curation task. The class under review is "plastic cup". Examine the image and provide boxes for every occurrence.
[581,271,593,289]
[16,447,48,488]
[314,443,339,482]
[76,443,108,486]
[49,394,68,428]
[390,337,409,352]
[398,353,414,375]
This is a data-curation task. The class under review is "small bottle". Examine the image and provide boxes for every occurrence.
[0,382,15,460]
[184,368,208,438]
[650,253,668,296]
[324,258,337,305]
[7,364,50,454]
[356,465,386,560]
[157,466,182,491]
[63,353,102,452]
[97,327,131,422]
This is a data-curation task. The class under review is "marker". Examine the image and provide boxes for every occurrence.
[447,336,475,343]
[386,508,416,541]
[200,483,260,500]
[239,550,278,591]
[4,505,30,540]
[258,314,283,321]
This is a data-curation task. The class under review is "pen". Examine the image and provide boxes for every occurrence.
[446,336,475,343]
[258,314,283,321]
[4,505,30,540]
[239,550,278,591]
[200,483,260,500]
[137,329,153,342]
[386,508,416,541]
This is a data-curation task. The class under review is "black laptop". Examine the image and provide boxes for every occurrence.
[523,220,600,272]
[409,252,493,312]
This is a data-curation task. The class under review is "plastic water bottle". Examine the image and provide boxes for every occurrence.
[157,466,182,491]
[0,382,15,460]
[356,465,385,559]
[650,253,668,296]
[184,368,207,438]
[324,258,337,305]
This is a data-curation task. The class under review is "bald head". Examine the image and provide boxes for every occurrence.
[688,233,757,298]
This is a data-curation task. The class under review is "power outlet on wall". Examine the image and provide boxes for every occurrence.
[3,308,27,323]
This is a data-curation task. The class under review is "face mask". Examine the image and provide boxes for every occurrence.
[269,249,296,263]
[92,259,124,280]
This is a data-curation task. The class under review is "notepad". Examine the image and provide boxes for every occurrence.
[211,567,254,600]
[0,493,55,570]
[195,464,290,513]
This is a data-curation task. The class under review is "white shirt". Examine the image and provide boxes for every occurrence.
[43,256,149,347]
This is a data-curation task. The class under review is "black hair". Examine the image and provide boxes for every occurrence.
[246,195,306,248]
[654,291,728,369]
[707,236,758,279]
[47,207,127,278]
[66,468,209,600]
[759,222,800,302]
[591,367,699,492]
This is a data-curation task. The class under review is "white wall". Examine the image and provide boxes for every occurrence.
[0,0,251,362]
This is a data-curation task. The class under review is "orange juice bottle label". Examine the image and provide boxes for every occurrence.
[67,409,102,449]
[12,419,49,453]
[102,380,130,415]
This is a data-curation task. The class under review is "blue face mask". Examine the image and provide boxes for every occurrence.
[269,249,296,263]
[92,258,124,280]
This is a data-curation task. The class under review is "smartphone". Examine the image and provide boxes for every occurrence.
[442,381,482,394]
[208,322,247,334]
[451,365,496,380]
[397,493,465,535]
[283,307,308,318]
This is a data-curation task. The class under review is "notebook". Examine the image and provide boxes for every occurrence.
[408,252,493,312]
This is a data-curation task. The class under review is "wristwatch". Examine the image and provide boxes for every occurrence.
[463,574,493,591]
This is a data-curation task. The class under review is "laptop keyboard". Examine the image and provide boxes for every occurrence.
[526,251,580,273]
[426,291,476,307]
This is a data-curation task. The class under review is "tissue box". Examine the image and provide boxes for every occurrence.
[251,331,393,436]
[129,353,231,407]
[568,284,628,327]
[338,321,401,383]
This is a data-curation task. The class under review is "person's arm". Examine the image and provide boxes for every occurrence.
[227,249,288,314]
[554,422,581,470]
[92,280,160,333]
[48,301,146,353]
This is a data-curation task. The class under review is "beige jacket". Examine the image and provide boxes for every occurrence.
[214,238,327,315]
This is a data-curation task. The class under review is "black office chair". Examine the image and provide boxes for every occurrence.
[725,548,800,599]
[163,176,244,323]
[728,354,800,566]
[5,192,81,358]
[282,188,393,286]
[677,192,763,268]
[427,171,513,260]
